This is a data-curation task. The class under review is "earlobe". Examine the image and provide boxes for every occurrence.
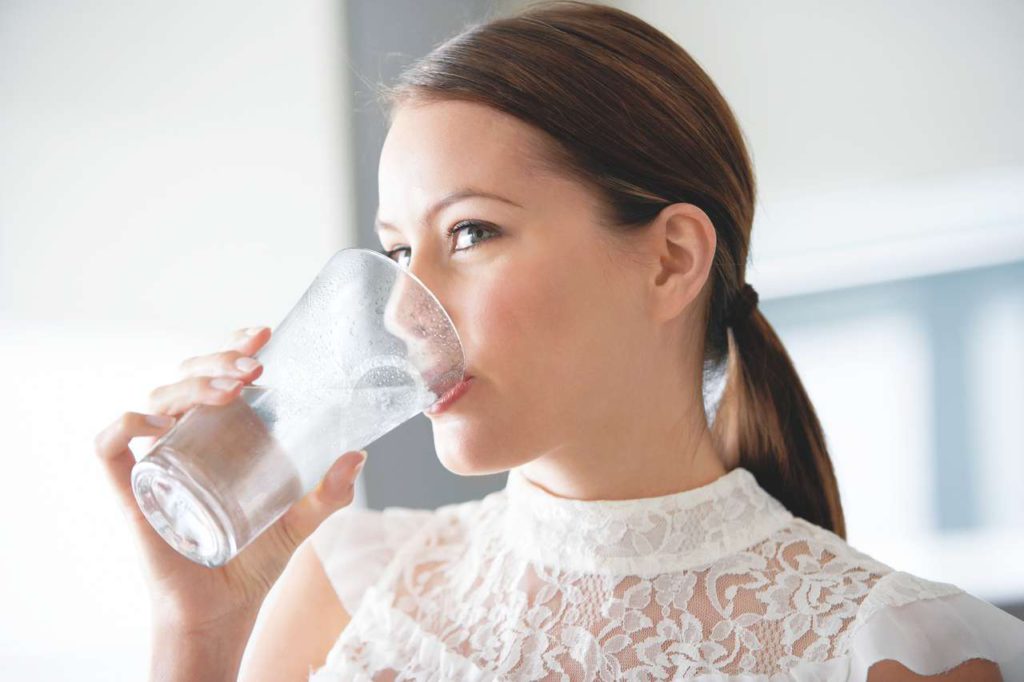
[647,203,717,322]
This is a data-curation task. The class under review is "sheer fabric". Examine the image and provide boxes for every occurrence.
[308,467,1024,680]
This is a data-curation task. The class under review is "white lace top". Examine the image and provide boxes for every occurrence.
[307,466,1024,681]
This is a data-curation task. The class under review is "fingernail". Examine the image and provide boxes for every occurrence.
[145,414,175,428]
[234,357,260,372]
[353,451,367,476]
[211,377,241,392]
[245,327,264,336]
[328,453,364,488]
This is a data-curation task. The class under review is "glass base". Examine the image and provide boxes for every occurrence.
[131,451,236,568]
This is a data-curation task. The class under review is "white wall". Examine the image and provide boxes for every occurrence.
[611,0,1024,292]
[0,1,354,678]
[612,0,1024,194]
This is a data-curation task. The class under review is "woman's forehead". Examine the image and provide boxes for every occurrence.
[379,101,558,192]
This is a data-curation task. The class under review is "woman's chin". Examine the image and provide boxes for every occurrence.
[436,446,497,476]
[433,432,516,477]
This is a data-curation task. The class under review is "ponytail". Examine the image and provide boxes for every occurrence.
[712,303,847,538]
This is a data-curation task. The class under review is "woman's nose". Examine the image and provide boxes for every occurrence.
[382,257,452,345]
[379,253,466,388]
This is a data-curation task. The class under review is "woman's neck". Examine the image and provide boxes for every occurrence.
[516,393,728,502]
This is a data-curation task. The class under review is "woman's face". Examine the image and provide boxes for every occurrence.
[376,99,660,476]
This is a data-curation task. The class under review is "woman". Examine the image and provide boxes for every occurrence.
[94,2,1024,680]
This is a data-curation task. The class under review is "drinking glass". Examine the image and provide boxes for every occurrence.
[130,247,464,567]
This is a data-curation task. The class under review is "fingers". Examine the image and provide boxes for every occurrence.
[93,411,219,573]
[318,451,368,503]
[278,450,367,548]
[147,326,271,416]
[147,375,245,417]
[93,411,178,523]
[177,350,263,382]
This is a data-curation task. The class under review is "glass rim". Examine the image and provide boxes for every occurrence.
[342,247,466,375]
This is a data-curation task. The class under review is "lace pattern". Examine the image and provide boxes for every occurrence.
[312,467,942,680]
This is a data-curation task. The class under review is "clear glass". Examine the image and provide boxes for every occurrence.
[130,247,464,567]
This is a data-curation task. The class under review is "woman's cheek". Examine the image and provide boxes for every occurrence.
[476,261,588,397]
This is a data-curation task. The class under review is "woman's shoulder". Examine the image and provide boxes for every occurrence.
[308,489,500,572]
[307,504,438,613]
[310,485,500,551]
[769,515,970,623]
[838,566,1024,679]
[759,514,900,587]
[766,516,1024,677]
[309,503,437,556]
[307,489,502,614]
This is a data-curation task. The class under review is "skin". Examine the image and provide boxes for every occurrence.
[376,99,728,501]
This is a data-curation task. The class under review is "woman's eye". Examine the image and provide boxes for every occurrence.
[382,221,499,267]
[387,248,411,268]
[449,220,499,251]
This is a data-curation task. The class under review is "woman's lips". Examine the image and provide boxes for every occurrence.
[425,376,474,415]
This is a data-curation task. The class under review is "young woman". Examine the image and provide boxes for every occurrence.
[95,2,1023,680]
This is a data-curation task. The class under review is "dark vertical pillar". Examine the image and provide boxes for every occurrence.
[342,0,509,510]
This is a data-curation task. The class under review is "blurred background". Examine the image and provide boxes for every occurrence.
[1,0,1021,678]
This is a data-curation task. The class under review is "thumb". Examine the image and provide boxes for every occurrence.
[318,450,368,503]
[279,450,367,545]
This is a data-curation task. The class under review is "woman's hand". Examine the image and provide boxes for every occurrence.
[94,326,367,633]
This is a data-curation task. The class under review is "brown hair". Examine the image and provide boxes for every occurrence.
[379,0,846,537]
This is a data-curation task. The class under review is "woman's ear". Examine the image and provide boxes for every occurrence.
[643,202,717,323]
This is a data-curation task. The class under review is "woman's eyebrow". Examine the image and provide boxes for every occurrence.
[374,188,522,235]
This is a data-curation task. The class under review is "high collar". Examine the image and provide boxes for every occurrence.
[501,466,794,576]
